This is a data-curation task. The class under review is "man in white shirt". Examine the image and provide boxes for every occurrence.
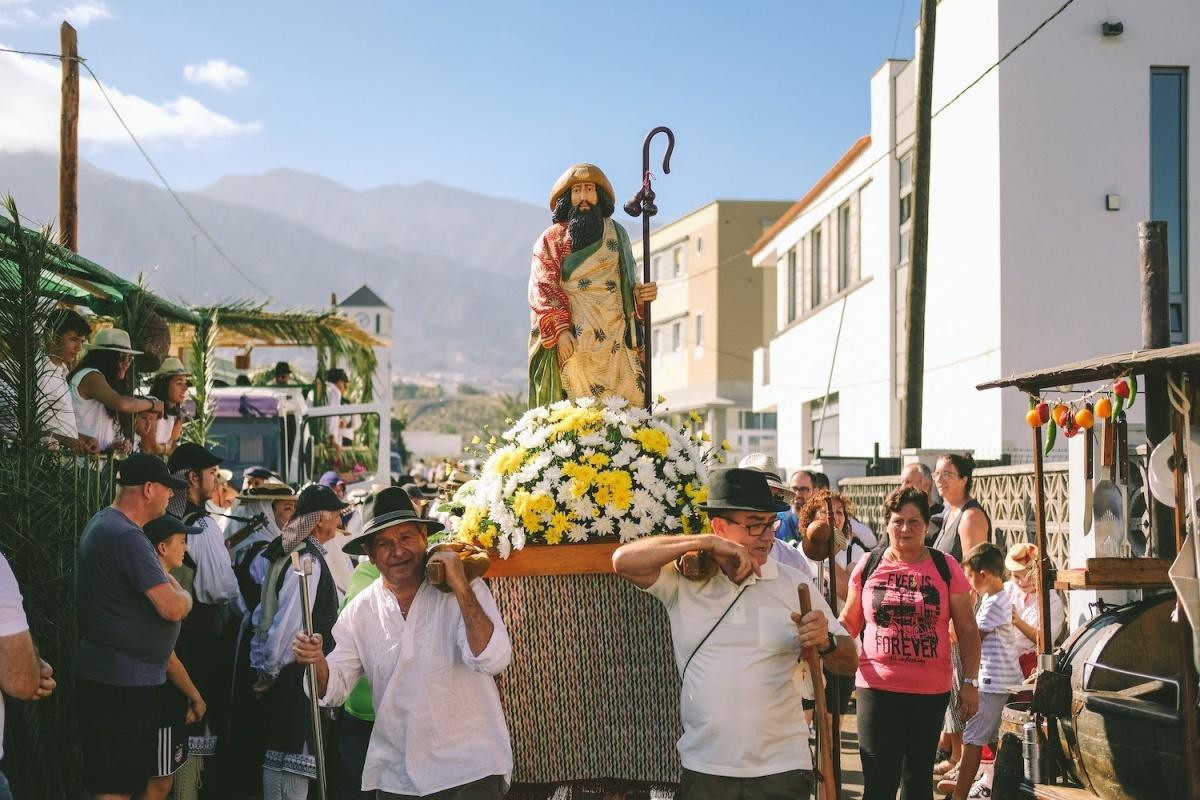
[613,468,858,797]
[293,486,512,799]
[0,551,56,799]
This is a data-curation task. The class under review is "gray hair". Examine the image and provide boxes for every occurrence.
[907,462,933,481]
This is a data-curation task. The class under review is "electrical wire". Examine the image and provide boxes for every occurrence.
[0,45,274,300]
[890,0,909,59]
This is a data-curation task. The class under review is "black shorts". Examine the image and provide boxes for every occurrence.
[152,684,190,778]
[75,677,160,795]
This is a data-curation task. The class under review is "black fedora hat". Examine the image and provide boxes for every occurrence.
[343,486,444,556]
[699,468,790,514]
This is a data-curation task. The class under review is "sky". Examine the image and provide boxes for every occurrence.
[0,0,920,221]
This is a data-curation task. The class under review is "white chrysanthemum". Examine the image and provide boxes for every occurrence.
[663,515,680,531]
[631,489,656,519]
[663,462,678,482]
[603,395,628,411]
[618,522,641,543]
[567,523,589,542]
[665,487,679,506]
[551,440,575,459]
[576,396,597,408]
[497,536,512,559]
[569,497,596,521]
[579,432,606,448]
[593,516,615,537]
[543,464,564,484]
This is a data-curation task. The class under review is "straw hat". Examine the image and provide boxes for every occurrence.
[236,480,296,502]
[548,163,615,210]
[1005,542,1039,573]
[738,453,795,502]
[152,356,191,379]
[88,328,142,355]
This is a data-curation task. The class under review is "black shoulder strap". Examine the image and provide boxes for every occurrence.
[927,547,952,588]
[862,545,887,585]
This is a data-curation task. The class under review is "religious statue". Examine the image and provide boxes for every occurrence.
[527,163,657,409]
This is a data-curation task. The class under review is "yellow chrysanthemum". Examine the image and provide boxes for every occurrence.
[587,452,611,468]
[594,470,633,509]
[632,427,669,457]
[563,462,599,498]
[459,505,485,538]
[721,439,731,451]
[493,446,528,476]
[475,523,497,549]
[545,512,571,545]
[688,410,703,425]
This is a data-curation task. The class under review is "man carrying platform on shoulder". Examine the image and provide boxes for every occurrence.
[613,467,858,798]
[292,486,512,800]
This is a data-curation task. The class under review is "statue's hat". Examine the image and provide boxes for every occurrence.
[549,163,615,210]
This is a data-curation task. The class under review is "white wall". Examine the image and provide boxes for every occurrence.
[995,0,1200,453]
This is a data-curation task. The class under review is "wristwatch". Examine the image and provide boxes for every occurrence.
[817,632,838,656]
[963,677,979,688]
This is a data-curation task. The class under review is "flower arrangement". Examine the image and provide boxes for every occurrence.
[456,395,726,558]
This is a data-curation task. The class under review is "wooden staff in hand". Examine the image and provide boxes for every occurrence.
[291,551,328,800]
[800,583,837,800]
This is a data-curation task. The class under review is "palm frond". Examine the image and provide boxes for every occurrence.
[181,309,219,445]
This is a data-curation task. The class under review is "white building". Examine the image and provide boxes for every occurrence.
[753,0,1199,472]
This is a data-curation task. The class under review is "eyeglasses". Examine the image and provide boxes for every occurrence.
[933,471,960,480]
[723,517,781,538]
[792,485,814,495]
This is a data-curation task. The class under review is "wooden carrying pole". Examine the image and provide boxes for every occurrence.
[59,21,79,251]
[799,584,837,800]
[823,495,843,788]
[291,552,327,800]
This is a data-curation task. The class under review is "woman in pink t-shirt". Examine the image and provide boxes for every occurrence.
[840,487,981,800]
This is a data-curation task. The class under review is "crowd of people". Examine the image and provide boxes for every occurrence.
[0,315,1070,800]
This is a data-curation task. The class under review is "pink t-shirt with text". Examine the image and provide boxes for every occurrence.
[850,550,971,695]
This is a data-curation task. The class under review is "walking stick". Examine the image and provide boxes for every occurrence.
[823,496,843,793]
[799,583,837,800]
[623,126,675,410]
[291,551,328,800]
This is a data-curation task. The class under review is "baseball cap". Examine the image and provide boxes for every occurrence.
[117,454,188,490]
[144,513,205,544]
[295,484,350,516]
[168,442,224,474]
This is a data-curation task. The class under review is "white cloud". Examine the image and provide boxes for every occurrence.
[60,1,110,27]
[0,48,261,152]
[183,59,249,92]
[0,0,111,28]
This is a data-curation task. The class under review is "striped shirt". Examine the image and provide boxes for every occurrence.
[976,590,1023,693]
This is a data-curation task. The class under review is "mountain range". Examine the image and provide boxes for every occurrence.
[0,152,549,383]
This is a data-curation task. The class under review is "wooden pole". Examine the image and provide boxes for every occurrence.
[799,584,837,800]
[901,0,936,448]
[1141,221,1173,558]
[1031,424,1052,655]
[59,21,79,251]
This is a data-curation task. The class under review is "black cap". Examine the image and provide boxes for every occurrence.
[168,442,223,474]
[117,454,188,490]
[244,466,276,479]
[699,468,791,514]
[295,484,350,517]
[274,361,292,377]
[144,513,205,544]
[325,367,349,384]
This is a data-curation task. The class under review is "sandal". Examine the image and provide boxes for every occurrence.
[932,759,957,777]
[935,768,961,795]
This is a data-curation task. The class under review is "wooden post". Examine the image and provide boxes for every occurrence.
[1141,220,1173,558]
[59,21,79,251]
[901,0,936,448]
[1031,424,1052,654]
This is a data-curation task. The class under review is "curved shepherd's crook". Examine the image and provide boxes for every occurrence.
[624,126,675,410]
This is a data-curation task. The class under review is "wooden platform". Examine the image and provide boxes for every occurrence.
[485,541,619,577]
[1054,557,1172,590]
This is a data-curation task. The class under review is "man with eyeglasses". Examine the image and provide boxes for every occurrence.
[774,470,816,544]
[614,468,857,798]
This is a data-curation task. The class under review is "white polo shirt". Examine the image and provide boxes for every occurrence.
[643,557,847,778]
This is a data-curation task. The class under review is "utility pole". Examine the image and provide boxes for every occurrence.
[902,0,936,448]
[59,21,79,251]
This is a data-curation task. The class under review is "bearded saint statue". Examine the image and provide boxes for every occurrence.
[527,163,657,409]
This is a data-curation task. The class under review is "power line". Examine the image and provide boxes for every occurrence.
[890,0,909,59]
[78,61,275,299]
[0,46,275,300]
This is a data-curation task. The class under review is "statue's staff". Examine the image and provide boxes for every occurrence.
[624,126,675,409]
[290,551,328,800]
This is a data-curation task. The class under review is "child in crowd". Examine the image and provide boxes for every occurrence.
[945,542,1023,799]
[1004,542,1065,676]
[142,515,207,800]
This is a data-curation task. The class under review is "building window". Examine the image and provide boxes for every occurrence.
[808,393,839,458]
[694,313,703,354]
[738,411,778,430]
[652,328,661,358]
[786,248,798,324]
[810,226,823,308]
[375,314,381,334]
[1151,67,1189,344]
[838,202,851,292]
[672,246,684,278]
[671,320,683,352]
[898,152,913,265]
[696,236,703,253]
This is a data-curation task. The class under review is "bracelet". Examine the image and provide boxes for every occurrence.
[963,677,979,687]
[817,632,838,656]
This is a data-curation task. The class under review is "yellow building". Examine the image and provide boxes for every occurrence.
[633,200,793,462]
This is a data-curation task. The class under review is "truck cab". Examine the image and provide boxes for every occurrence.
[206,386,388,492]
